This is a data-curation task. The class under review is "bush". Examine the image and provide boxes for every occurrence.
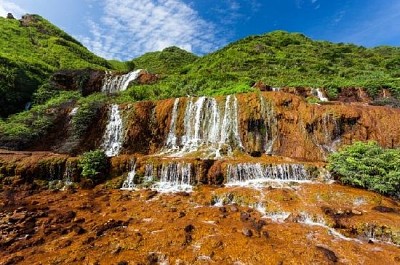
[78,150,108,183]
[71,93,106,137]
[328,141,400,197]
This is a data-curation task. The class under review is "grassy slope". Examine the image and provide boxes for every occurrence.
[2,20,400,149]
[126,31,400,100]
[0,15,112,117]
[131,46,198,74]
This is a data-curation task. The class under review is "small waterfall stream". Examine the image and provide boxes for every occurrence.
[313,88,329,102]
[226,163,311,186]
[260,96,278,154]
[165,98,180,150]
[121,160,137,190]
[121,161,194,192]
[101,104,124,157]
[102,69,142,93]
[150,162,193,192]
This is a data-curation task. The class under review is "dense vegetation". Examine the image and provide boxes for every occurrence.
[328,142,400,197]
[131,46,198,74]
[78,150,108,184]
[1,15,400,150]
[125,31,400,100]
[0,15,112,117]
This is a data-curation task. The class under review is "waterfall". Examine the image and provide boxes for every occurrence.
[61,161,74,190]
[260,96,278,154]
[226,163,311,185]
[101,104,124,157]
[313,113,341,155]
[102,69,142,93]
[69,107,79,117]
[152,162,193,192]
[219,95,243,150]
[313,88,329,102]
[165,98,180,149]
[163,95,243,157]
[121,160,137,190]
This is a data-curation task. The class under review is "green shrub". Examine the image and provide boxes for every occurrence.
[71,93,106,137]
[78,150,108,183]
[328,141,400,197]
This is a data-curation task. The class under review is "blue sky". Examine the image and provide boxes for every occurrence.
[1,0,400,60]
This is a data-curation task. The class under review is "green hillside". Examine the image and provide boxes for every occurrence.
[125,31,400,100]
[131,46,198,74]
[0,14,112,117]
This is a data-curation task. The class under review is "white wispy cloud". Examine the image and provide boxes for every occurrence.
[80,0,221,60]
[333,1,400,46]
[0,0,26,18]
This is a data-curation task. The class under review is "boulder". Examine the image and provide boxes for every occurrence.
[136,70,159,85]
[50,69,105,96]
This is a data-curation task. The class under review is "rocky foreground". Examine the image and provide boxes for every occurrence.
[1,181,399,265]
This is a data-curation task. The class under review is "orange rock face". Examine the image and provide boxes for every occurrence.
[1,90,400,264]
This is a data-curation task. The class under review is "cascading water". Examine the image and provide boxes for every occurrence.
[121,160,137,190]
[163,95,243,158]
[312,113,341,155]
[226,163,312,186]
[313,88,329,102]
[102,69,142,94]
[151,162,193,192]
[101,104,124,157]
[260,96,278,154]
[165,98,180,150]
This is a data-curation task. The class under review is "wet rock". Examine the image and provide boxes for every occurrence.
[147,252,159,264]
[176,191,190,197]
[252,219,267,232]
[145,190,158,200]
[178,211,186,218]
[72,225,86,235]
[230,205,239,212]
[184,224,195,233]
[8,212,27,223]
[240,212,251,222]
[242,228,253,237]
[74,217,86,223]
[373,206,397,213]
[316,245,338,263]
[250,151,262,157]
[183,224,195,245]
[112,246,122,255]
[59,239,72,248]
[3,255,24,265]
[262,230,270,239]
[118,194,132,201]
[54,211,76,224]
[252,81,271,91]
[96,219,128,237]
[184,234,192,245]
[83,236,95,245]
